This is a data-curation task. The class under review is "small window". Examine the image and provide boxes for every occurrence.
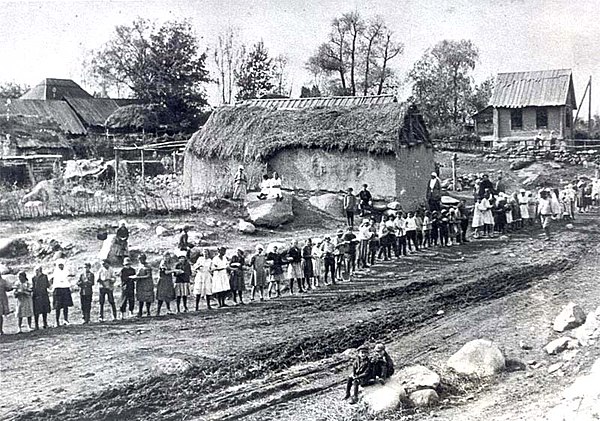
[536,108,548,129]
[511,109,523,130]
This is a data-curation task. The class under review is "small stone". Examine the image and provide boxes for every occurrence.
[436,310,445,316]
[397,365,440,393]
[520,341,533,350]
[545,337,571,355]
[548,363,563,374]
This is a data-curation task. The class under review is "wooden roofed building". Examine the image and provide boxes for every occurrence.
[474,69,577,146]
[184,95,434,206]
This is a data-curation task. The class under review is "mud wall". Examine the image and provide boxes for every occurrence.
[268,146,433,206]
[182,152,264,196]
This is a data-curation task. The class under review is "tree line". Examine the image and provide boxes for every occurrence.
[1,13,495,133]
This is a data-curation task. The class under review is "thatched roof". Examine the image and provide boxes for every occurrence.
[187,102,429,162]
[0,115,70,150]
[105,104,162,130]
[0,100,87,135]
[64,97,121,127]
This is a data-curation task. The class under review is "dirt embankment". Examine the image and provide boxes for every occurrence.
[7,220,590,421]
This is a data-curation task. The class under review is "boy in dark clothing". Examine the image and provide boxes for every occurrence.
[430,211,440,246]
[371,343,395,384]
[77,262,95,324]
[119,258,136,318]
[344,345,373,404]
[358,184,373,216]
[439,210,450,247]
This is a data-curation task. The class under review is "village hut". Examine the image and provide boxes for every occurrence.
[105,104,163,132]
[474,69,577,147]
[184,95,433,207]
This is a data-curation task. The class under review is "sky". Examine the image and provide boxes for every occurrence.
[0,0,598,115]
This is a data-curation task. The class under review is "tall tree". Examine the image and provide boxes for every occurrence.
[213,27,244,104]
[235,41,274,100]
[272,54,290,96]
[469,76,495,112]
[408,39,479,128]
[90,18,210,122]
[307,12,403,96]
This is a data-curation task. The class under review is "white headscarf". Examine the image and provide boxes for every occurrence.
[52,259,71,289]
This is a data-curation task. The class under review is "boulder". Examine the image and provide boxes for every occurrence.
[23,200,44,209]
[510,159,535,170]
[573,312,600,346]
[408,389,439,408]
[447,339,505,376]
[155,226,169,237]
[387,201,402,211]
[135,222,151,231]
[441,195,460,206]
[238,220,256,234]
[246,196,294,228]
[21,179,54,203]
[362,375,407,414]
[308,194,343,216]
[553,302,586,332]
[545,337,573,355]
[396,365,440,393]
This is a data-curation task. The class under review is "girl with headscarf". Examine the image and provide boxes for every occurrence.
[192,249,213,310]
[32,266,51,330]
[210,247,230,307]
[15,272,34,333]
[135,254,154,317]
[250,245,266,301]
[52,259,73,326]
[156,252,175,316]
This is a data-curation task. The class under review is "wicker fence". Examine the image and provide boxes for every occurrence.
[0,187,209,221]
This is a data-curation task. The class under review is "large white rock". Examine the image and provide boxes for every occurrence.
[396,365,440,393]
[362,375,407,414]
[0,263,11,275]
[447,339,505,377]
[553,303,586,332]
[409,389,439,408]
[247,196,294,228]
[238,220,256,234]
[308,193,344,216]
[387,201,402,210]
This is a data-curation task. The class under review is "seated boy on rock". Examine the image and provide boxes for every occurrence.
[371,343,395,384]
[344,345,373,404]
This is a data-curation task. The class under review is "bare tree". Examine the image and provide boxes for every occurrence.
[214,27,244,104]
[362,17,384,95]
[272,54,290,96]
[376,29,404,95]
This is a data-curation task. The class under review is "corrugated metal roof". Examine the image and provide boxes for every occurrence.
[490,69,576,108]
[0,100,87,134]
[20,78,92,100]
[64,97,120,127]
[241,94,397,110]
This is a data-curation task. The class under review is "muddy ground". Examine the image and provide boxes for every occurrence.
[1,155,599,421]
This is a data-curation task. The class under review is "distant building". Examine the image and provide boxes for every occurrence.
[474,69,577,146]
[0,78,131,136]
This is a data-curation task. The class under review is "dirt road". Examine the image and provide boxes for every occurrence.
[1,214,594,421]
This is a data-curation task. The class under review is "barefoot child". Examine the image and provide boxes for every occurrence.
[250,245,266,301]
[192,249,213,310]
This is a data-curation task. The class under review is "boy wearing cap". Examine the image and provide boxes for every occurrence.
[77,263,95,324]
[344,345,373,404]
[343,187,357,228]
[358,184,372,217]
[320,236,336,285]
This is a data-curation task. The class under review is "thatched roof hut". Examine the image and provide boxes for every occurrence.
[184,97,433,205]
[187,102,430,162]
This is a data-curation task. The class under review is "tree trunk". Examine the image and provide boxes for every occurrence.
[350,30,358,96]
[363,38,374,96]
[377,39,390,95]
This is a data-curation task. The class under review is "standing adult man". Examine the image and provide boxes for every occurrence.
[426,172,442,212]
[343,187,357,228]
[97,259,117,321]
[320,236,336,285]
[77,262,95,324]
[538,189,558,240]
[233,165,248,201]
[495,171,506,194]
[358,184,373,217]
[477,174,495,198]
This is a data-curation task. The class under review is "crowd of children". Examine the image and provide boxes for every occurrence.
[0,176,587,337]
